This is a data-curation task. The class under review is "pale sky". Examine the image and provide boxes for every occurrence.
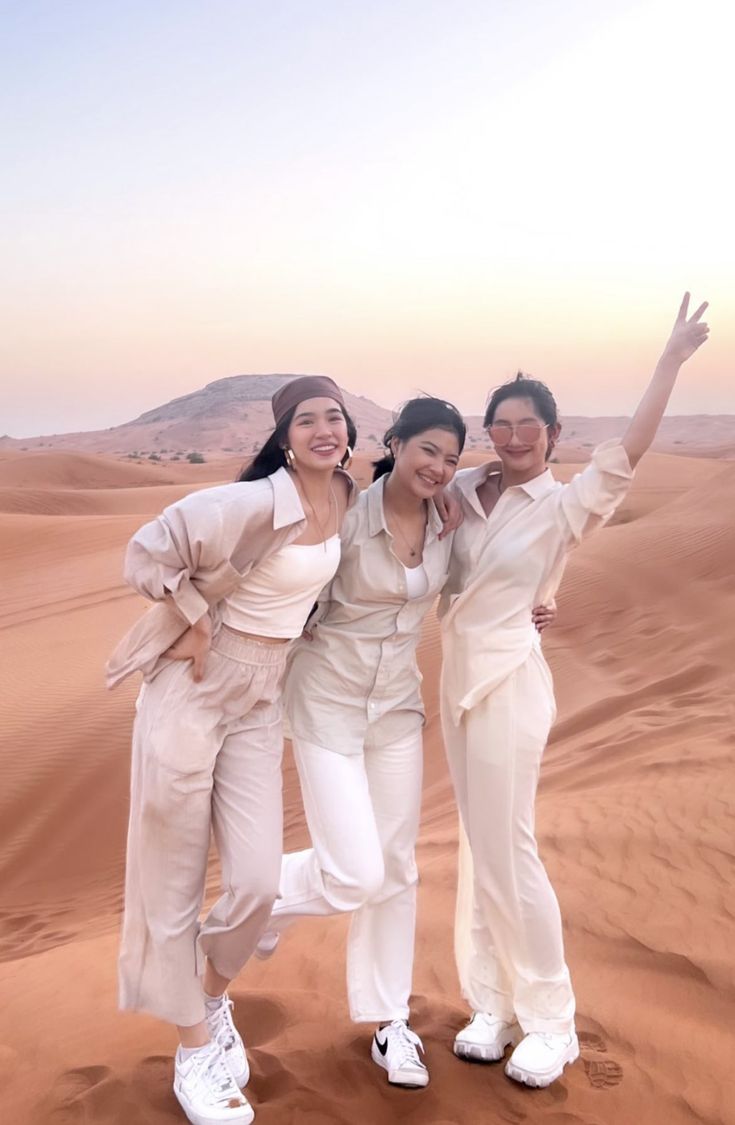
[1,0,733,437]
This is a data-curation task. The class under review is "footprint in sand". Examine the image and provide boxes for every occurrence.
[0,911,70,961]
[578,1031,607,1053]
[51,1064,113,1100]
[230,992,288,1047]
[42,1065,133,1125]
[584,1058,624,1089]
[247,1048,300,1101]
[133,1054,178,1112]
[0,913,45,941]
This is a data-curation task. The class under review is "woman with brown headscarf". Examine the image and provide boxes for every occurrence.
[109,376,356,1125]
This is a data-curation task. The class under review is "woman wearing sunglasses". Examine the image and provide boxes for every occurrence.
[256,396,556,1089]
[440,294,709,1088]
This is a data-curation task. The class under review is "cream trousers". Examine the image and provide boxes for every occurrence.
[443,646,576,1035]
[119,629,288,1027]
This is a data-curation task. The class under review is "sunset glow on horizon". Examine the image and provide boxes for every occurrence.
[2,0,733,437]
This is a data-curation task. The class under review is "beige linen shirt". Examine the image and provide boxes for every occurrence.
[439,440,634,722]
[106,467,355,688]
[285,475,454,754]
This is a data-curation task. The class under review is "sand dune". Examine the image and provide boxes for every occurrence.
[1,450,733,1124]
[0,449,241,490]
[0,483,212,517]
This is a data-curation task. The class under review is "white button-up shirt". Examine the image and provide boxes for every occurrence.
[285,475,453,754]
[439,440,634,722]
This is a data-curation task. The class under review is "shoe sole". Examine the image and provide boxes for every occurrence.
[174,1085,255,1125]
[505,1037,580,1088]
[371,1040,430,1088]
[453,1024,523,1063]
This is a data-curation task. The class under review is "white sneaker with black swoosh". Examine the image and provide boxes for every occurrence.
[371,1020,429,1087]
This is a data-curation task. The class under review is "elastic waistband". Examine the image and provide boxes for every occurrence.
[212,628,291,665]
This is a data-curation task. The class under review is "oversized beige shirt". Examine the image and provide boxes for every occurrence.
[439,440,634,722]
[285,475,454,754]
[106,467,355,688]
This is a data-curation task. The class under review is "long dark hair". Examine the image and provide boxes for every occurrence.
[372,396,467,481]
[238,404,357,482]
[483,372,559,460]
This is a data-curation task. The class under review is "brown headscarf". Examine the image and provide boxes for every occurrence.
[271,376,345,427]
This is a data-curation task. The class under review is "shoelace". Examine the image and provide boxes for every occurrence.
[388,1021,425,1068]
[472,1012,501,1030]
[190,1043,241,1103]
[207,996,237,1052]
[534,1032,568,1050]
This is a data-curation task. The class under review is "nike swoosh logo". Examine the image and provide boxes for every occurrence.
[374,1033,389,1057]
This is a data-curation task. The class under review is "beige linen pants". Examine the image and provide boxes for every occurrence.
[119,629,288,1027]
[443,646,576,1035]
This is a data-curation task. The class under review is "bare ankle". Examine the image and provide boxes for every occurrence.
[177,1020,210,1049]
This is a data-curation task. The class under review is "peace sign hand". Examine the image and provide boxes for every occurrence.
[662,292,710,365]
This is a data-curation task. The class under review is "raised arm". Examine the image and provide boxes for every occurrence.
[622,293,709,468]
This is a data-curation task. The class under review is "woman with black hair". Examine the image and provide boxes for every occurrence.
[107,376,355,1125]
[441,295,709,1089]
[256,396,553,1089]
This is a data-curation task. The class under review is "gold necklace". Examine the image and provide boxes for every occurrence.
[388,500,426,559]
[301,484,337,550]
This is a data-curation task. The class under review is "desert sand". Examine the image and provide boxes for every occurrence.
[1,446,733,1125]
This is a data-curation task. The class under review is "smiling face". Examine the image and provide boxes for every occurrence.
[486,396,560,479]
[286,397,349,472]
[391,426,461,499]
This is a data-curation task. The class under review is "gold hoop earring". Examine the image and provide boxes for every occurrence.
[340,445,354,470]
[283,447,296,470]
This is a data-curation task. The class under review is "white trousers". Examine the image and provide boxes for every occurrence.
[443,647,576,1035]
[271,723,423,1022]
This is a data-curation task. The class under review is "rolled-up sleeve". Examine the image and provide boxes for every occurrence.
[123,492,224,625]
[560,440,634,542]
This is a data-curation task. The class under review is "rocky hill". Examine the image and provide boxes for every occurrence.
[1,374,732,461]
[0,375,394,461]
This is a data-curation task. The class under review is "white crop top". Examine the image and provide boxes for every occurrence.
[404,562,429,600]
[222,535,341,639]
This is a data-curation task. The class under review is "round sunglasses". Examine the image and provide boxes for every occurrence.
[486,421,548,446]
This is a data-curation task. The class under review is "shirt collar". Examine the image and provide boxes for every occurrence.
[455,462,557,508]
[367,475,389,536]
[270,466,306,529]
[271,466,358,530]
[513,468,557,499]
[367,474,444,540]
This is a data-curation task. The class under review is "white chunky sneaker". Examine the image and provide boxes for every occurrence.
[453,1012,523,1062]
[173,1041,255,1125]
[254,930,280,961]
[205,993,250,1087]
[505,1031,580,1087]
[371,1020,430,1088]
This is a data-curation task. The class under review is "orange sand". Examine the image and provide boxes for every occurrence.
[1,449,733,1124]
